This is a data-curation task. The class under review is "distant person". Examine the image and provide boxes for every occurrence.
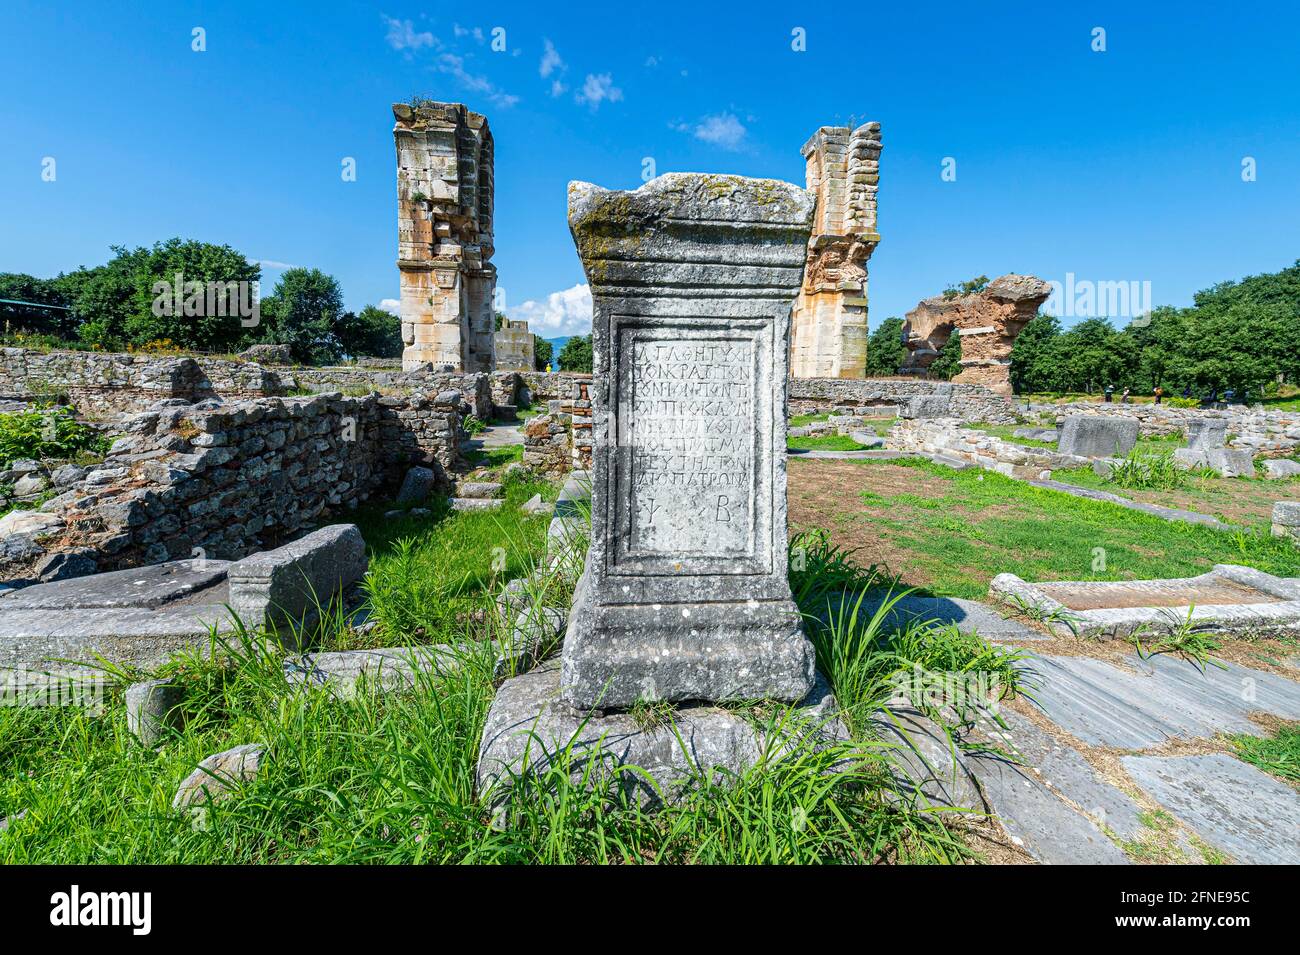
[546,363,552,373]
[1104,385,1114,403]
[1121,388,1131,403]
[1153,385,1164,405]
[1182,385,1192,399]
[1224,388,1236,404]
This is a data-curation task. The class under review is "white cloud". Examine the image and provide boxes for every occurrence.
[256,259,299,270]
[644,55,659,67]
[686,112,748,151]
[550,78,567,97]
[453,24,485,43]
[506,283,592,337]
[379,298,401,315]
[575,73,622,110]
[382,16,436,52]
[437,52,520,108]
[539,38,564,78]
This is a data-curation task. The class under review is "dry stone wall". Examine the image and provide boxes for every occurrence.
[886,419,1089,478]
[521,377,594,474]
[0,348,292,417]
[1029,402,1300,454]
[789,376,1016,423]
[3,391,460,578]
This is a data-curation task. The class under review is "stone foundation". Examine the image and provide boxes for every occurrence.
[2,390,461,579]
[790,376,1016,423]
[0,348,293,416]
[886,418,1087,478]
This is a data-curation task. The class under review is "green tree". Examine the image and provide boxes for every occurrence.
[336,305,402,358]
[533,336,553,371]
[942,275,990,299]
[0,273,74,338]
[1009,313,1062,394]
[48,240,261,352]
[864,317,908,377]
[557,334,593,373]
[259,268,345,364]
[928,330,962,380]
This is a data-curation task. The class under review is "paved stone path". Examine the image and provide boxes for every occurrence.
[970,631,1300,864]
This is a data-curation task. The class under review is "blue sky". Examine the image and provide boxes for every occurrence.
[2,0,1297,339]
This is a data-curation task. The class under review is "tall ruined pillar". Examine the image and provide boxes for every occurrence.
[393,101,496,372]
[789,122,881,379]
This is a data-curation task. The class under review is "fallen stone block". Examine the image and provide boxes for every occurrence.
[1057,415,1139,458]
[1185,418,1228,450]
[458,481,503,499]
[1263,459,1300,480]
[520,493,552,516]
[395,466,436,506]
[901,396,951,419]
[868,706,984,813]
[847,430,885,448]
[227,524,367,633]
[1174,446,1254,477]
[173,743,265,813]
[1273,501,1300,542]
[0,559,229,610]
[125,679,184,747]
[451,497,503,512]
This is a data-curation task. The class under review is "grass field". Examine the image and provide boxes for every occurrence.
[788,457,1300,599]
[0,477,1024,864]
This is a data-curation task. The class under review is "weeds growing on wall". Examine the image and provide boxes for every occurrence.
[0,405,107,469]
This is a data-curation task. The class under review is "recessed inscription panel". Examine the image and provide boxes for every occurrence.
[611,318,768,575]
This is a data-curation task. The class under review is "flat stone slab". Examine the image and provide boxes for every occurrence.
[0,560,230,610]
[477,660,844,806]
[1122,754,1300,864]
[1027,479,1233,530]
[967,718,1132,864]
[817,592,1048,642]
[1038,576,1282,611]
[976,709,1145,841]
[457,481,503,499]
[0,604,232,672]
[788,449,911,461]
[451,498,503,512]
[992,565,1300,639]
[1025,652,1300,749]
[1058,415,1139,458]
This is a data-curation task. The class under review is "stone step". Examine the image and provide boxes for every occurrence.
[493,404,519,422]
[456,481,503,499]
[451,497,503,512]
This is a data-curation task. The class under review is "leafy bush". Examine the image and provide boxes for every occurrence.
[461,414,487,435]
[0,406,107,468]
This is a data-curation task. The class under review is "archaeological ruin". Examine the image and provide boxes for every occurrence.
[901,274,1052,394]
[492,318,535,373]
[789,122,882,379]
[393,101,497,373]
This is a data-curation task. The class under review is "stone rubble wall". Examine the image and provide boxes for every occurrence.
[0,348,294,417]
[288,365,494,420]
[521,377,594,474]
[1028,402,1300,454]
[3,390,460,577]
[885,418,1089,479]
[789,376,1016,423]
